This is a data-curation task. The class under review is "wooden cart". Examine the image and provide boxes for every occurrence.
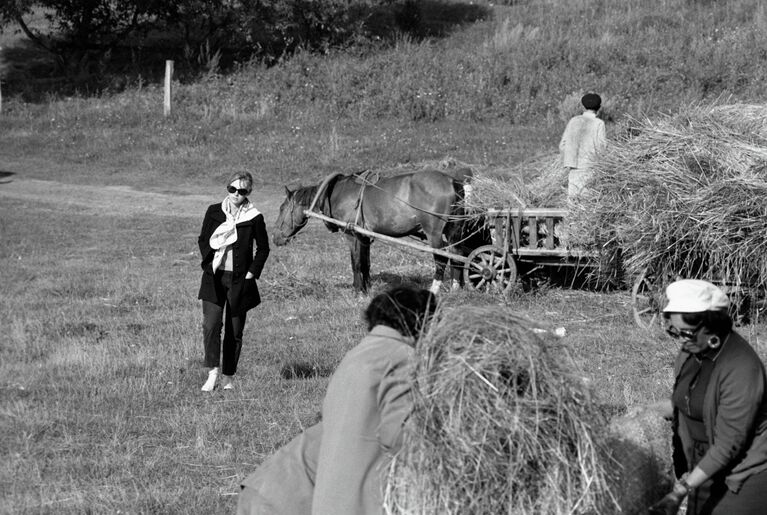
[302,204,621,301]
[461,208,610,294]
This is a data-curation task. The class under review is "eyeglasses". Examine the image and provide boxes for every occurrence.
[665,323,703,340]
[227,185,250,196]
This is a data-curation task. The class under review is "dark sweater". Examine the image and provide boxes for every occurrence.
[673,331,767,492]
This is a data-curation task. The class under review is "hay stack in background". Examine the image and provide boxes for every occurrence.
[567,102,767,298]
[463,152,568,211]
[384,306,616,514]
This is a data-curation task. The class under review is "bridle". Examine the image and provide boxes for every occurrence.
[281,194,310,237]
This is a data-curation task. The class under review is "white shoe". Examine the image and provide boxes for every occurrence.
[221,375,234,390]
[201,367,219,392]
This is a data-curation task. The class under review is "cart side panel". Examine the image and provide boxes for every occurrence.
[545,217,556,250]
[528,216,538,250]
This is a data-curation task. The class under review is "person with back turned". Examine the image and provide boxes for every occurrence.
[237,285,437,514]
[559,92,607,197]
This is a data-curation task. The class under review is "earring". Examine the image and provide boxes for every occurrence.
[708,336,721,349]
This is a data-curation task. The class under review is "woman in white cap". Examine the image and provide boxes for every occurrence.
[649,279,767,514]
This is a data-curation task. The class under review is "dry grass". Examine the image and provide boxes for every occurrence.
[385,305,615,515]
[464,152,567,210]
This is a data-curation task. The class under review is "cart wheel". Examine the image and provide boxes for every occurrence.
[631,268,665,330]
[464,245,518,294]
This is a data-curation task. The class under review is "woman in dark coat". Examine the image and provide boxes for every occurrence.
[649,279,767,515]
[197,171,269,391]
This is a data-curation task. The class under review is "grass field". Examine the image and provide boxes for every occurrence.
[2,0,767,513]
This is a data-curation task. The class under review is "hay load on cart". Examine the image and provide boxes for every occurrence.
[562,102,767,327]
[460,102,767,323]
[458,154,622,294]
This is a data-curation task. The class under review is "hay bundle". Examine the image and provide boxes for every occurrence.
[464,153,568,211]
[567,102,767,298]
[384,306,615,514]
[604,409,674,514]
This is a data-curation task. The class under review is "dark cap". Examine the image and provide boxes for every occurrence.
[581,93,601,110]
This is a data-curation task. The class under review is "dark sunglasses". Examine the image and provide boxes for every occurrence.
[227,185,250,195]
[665,323,703,340]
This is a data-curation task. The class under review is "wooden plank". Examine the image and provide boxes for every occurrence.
[487,208,568,218]
[514,248,599,258]
[545,217,555,250]
[164,60,173,117]
[528,216,537,249]
[304,210,469,264]
[490,212,505,249]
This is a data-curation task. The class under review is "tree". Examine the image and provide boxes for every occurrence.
[0,1,166,74]
[0,0,397,81]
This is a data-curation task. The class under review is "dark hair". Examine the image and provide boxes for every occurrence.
[364,285,437,338]
[662,310,733,337]
[227,171,253,192]
[581,93,602,111]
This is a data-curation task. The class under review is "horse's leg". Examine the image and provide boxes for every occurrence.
[346,234,371,293]
[427,229,450,294]
[359,236,371,292]
[442,220,464,291]
[430,253,449,294]
[449,257,463,291]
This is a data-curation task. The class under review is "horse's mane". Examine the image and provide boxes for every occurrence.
[293,185,319,206]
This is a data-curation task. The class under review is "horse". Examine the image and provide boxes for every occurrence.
[273,169,473,294]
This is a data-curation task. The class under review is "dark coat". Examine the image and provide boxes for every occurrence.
[197,203,270,315]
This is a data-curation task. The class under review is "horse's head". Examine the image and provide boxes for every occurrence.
[273,186,309,246]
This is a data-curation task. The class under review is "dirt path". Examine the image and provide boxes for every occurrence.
[0,176,284,220]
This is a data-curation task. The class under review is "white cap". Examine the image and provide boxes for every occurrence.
[662,279,729,313]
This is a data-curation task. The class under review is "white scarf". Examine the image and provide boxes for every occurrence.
[210,197,260,273]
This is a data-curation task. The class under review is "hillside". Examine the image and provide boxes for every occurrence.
[1,0,766,190]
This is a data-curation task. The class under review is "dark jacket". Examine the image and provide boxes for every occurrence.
[672,331,767,492]
[197,202,270,315]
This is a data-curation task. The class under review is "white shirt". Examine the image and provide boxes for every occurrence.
[559,110,607,169]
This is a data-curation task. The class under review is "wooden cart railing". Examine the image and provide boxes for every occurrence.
[485,208,599,260]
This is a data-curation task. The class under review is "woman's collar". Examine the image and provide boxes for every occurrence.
[369,325,415,345]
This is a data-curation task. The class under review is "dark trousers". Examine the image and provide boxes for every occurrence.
[202,272,247,375]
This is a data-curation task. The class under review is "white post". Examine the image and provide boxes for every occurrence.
[164,60,173,117]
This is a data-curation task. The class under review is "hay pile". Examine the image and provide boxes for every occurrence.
[384,306,616,514]
[463,152,568,210]
[567,102,767,297]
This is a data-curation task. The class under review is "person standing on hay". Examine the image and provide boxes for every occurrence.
[237,285,437,515]
[197,171,270,392]
[559,93,607,197]
[645,279,767,515]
